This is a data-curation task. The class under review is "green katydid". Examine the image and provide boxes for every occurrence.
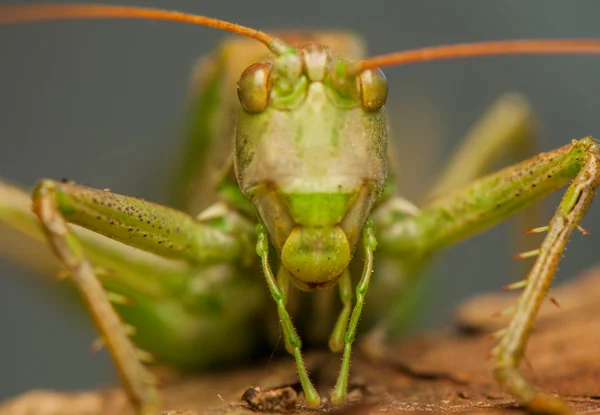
[1,4,600,415]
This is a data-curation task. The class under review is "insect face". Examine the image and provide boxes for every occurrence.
[234,45,388,290]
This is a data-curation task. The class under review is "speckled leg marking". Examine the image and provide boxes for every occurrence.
[493,138,600,414]
[29,178,246,414]
[375,137,600,414]
[32,180,159,415]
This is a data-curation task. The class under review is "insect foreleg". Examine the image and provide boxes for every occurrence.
[274,266,295,355]
[331,218,377,405]
[328,269,352,352]
[275,266,291,306]
[255,222,320,407]
[32,180,158,415]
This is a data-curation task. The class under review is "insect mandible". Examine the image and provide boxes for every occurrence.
[1,4,600,415]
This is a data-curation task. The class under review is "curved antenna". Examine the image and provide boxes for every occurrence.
[0,3,291,55]
[356,39,600,71]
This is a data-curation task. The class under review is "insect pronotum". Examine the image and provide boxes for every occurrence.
[0,6,600,412]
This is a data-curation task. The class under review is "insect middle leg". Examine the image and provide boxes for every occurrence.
[376,137,600,414]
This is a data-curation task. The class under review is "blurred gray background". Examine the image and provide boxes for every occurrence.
[1,0,600,402]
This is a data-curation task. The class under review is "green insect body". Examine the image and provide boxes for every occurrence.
[2,5,600,415]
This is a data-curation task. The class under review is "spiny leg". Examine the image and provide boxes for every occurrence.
[32,181,158,415]
[29,179,250,414]
[376,137,600,414]
[256,222,320,407]
[493,142,600,413]
[329,269,352,352]
[331,218,377,405]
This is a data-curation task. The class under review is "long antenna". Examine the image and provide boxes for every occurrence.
[357,39,600,70]
[4,6,600,71]
[0,3,291,55]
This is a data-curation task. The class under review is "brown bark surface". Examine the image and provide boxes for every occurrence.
[2,266,600,415]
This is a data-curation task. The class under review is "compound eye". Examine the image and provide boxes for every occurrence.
[237,62,272,113]
[359,68,387,111]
